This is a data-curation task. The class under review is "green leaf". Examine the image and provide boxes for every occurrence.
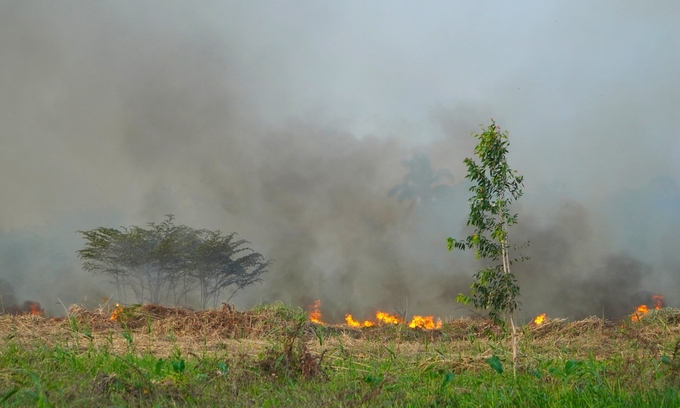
[313,325,324,347]
[484,355,503,374]
[171,359,186,374]
[0,387,19,405]
[564,360,581,376]
[154,358,164,375]
[455,294,470,304]
[439,372,454,390]
[363,375,383,385]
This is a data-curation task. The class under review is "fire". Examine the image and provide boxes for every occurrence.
[345,311,441,330]
[308,300,442,330]
[534,313,546,325]
[631,305,649,322]
[308,299,323,324]
[631,294,664,322]
[408,315,442,330]
[110,304,123,321]
[6,301,44,316]
[27,301,43,316]
[345,314,375,327]
[376,311,402,325]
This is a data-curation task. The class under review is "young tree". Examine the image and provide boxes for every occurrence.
[447,120,526,375]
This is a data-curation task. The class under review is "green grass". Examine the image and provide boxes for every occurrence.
[1,305,680,407]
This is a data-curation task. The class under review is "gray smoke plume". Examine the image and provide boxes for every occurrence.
[1,1,679,320]
[0,278,18,313]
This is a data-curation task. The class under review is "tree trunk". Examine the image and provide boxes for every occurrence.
[509,312,518,377]
[501,236,518,377]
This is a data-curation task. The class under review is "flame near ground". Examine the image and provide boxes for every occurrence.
[308,294,668,329]
[1,300,45,317]
[310,299,443,330]
[630,294,665,322]
[530,294,667,326]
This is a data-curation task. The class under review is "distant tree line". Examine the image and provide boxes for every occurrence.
[77,215,270,309]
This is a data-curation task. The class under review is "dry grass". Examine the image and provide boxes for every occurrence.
[3,303,680,373]
[2,304,680,406]
[0,303,288,359]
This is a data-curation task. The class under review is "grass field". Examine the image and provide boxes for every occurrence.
[1,302,680,407]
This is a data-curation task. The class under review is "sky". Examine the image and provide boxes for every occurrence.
[1,1,679,320]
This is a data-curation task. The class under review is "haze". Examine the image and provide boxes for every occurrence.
[1,1,679,321]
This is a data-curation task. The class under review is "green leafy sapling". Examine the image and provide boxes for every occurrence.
[447,119,526,375]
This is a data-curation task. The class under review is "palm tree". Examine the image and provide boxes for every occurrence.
[388,153,454,209]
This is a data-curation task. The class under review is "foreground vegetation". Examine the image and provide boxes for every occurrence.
[1,303,680,407]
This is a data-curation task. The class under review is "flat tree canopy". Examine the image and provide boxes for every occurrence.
[77,215,270,309]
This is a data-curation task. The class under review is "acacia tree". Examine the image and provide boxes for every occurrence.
[77,226,137,302]
[447,120,526,375]
[146,216,199,304]
[190,230,270,309]
[77,215,270,308]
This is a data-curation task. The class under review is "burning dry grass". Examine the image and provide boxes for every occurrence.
[3,304,680,406]
[2,303,680,373]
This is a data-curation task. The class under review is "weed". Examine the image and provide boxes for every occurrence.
[3,304,680,406]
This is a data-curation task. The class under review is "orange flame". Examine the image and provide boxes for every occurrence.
[7,301,45,316]
[345,314,375,327]
[631,304,649,322]
[408,315,442,330]
[631,295,664,322]
[28,302,42,316]
[533,313,546,325]
[308,299,323,324]
[376,311,402,325]
[311,301,442,330]
[110,304,123,321]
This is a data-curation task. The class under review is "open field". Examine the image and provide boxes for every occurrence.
[1,303,680,407]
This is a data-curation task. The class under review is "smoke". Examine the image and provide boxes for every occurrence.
[511,201,675,320]
[0,278,18,313]
[1,1,679,320]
